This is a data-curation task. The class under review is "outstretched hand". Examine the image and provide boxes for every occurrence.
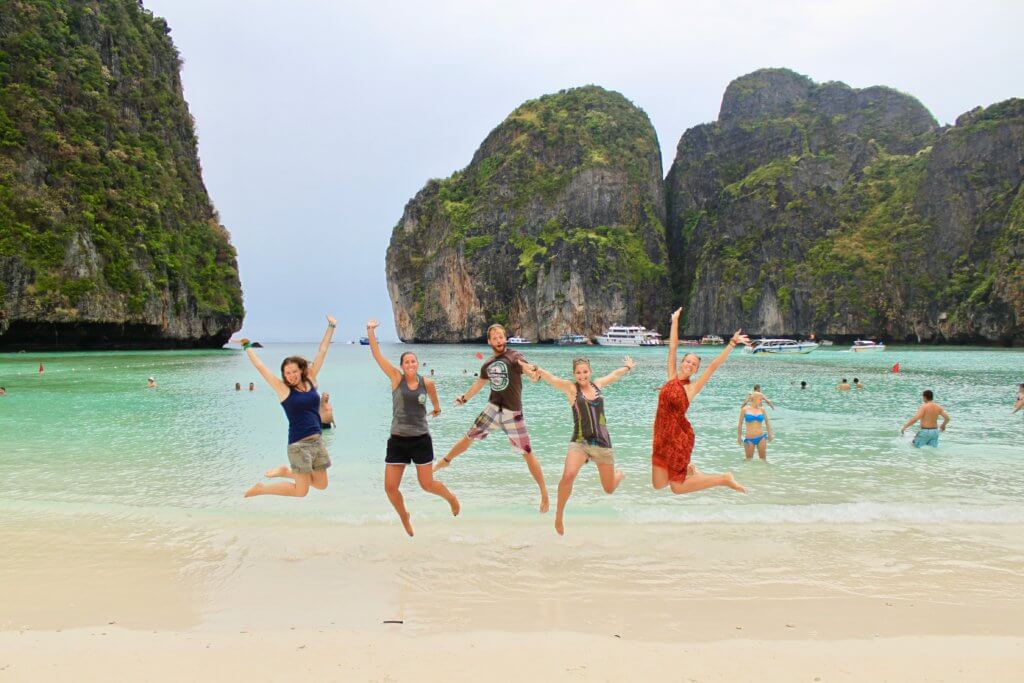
[433,457,450,472]
[623,355,635,371]
[230,337,251,347]
[730,330,751,346]
[366,319,380,331]
[326,315,337,327]
[670,307,682,322]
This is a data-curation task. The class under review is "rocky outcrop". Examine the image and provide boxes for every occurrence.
[386,86,669,342]
[0,0,243,349]
[665,68,1024,344]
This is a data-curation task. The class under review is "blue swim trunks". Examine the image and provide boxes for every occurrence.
[913,428,940,448]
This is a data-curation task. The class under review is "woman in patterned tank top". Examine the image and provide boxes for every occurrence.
[535,356,634,535]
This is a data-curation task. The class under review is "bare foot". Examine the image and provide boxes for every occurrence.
[449,496,461,516]
[613,470,625,490]
[554,517,564,536]
[244,483,264,498]
[724,473,747,493]
[264,466,290,478]
[400,513,414,537]
[539,496,550,514]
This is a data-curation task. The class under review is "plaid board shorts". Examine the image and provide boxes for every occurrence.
[466,402,533,454]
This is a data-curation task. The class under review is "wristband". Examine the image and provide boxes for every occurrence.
[242,342,252,349]
[328,323,337,329]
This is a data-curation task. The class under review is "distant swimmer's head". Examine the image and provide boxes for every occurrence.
[923,389,934,401]
[235,382,241,391]
[679,352,701,379]
[572,357,592,384]
[280,356,311,389]
[800,381,807,389]
[399,351,419,376]
[487,324,507,353]
[0,387,6,396]
[753,384,761,392]
[248,382,254,391]
[147,377,156,388]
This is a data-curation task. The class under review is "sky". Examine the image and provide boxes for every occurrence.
[143,0,1024,342]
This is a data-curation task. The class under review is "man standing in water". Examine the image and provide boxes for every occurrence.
[434,323,549,512]
[900,389,950,447]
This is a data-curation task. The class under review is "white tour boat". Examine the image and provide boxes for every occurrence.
[850,340,886,352]
[747,338,820,355]
[507,336,532,345]
[555,333,589,346]
[595,325,663,347]
[699,335,725,345]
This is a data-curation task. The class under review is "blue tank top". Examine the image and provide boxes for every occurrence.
[281,383,322,444]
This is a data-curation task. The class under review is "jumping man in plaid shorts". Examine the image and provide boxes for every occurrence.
[434,323,550,513]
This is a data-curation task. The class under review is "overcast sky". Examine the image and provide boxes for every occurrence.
[144,0,1024,342]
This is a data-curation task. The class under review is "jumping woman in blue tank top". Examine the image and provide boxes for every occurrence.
[234,315,337,498]
[365,318,459,536]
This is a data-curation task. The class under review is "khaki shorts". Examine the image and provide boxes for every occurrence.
[568,442,614,466]
[287,436,332,474]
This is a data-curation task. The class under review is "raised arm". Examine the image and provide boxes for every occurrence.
[900,407,924,434]
[534,366,576,398]
[232,338,289,400]
[516,356,541,382]
[308,315,338,379]
[424,377,442,418]
[688,329,750,398]
[667,308,682,381]
[365,319,401,385]
[454,377,490,406]
[595,356,635,389]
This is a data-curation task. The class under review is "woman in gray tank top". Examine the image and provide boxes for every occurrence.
[366,319,460,537]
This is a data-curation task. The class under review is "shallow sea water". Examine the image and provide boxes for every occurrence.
[2,343,1022,527]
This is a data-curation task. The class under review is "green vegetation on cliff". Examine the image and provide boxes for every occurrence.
[0,0,242,324]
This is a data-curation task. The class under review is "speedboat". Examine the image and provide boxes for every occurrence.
[699,335,724,345]
[507,336,532,345]
[596,325,662,347]
[850,340,885,352]
[359,337,369,346]
[555,333,589,346]
[747,338,820,355]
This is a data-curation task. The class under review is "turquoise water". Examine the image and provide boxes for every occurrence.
[1,343,1022,525]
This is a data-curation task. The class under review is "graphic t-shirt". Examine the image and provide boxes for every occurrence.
[480,349,527,411]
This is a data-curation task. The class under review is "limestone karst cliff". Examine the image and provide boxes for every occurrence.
[665,69,1023,344]
[386,86,669,342]
[0,0,243,349]
[387,70,1023,344]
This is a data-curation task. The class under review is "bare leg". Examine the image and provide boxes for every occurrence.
[595,462,624,494]
[743,441,754,460]
[669,464,746,495]
[757,439,768,462]
[555,451,587,535]
[310,469,329,490]
[434,435,474,472]
[384,465,414,537]
[415,464,460,516]
[652,464,670,490]
[522,452,550,513]
[265,465,295,479]
[245,472,312,498]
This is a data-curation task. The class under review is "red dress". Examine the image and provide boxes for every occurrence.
[652,378,694,482]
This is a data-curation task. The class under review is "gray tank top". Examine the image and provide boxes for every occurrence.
[391,375,429,436]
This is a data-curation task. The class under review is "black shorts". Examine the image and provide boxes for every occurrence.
[386,434,434,466]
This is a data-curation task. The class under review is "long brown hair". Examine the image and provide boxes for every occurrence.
[280,356,312,389]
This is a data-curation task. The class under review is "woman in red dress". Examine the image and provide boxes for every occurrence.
[652,308,749,494]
